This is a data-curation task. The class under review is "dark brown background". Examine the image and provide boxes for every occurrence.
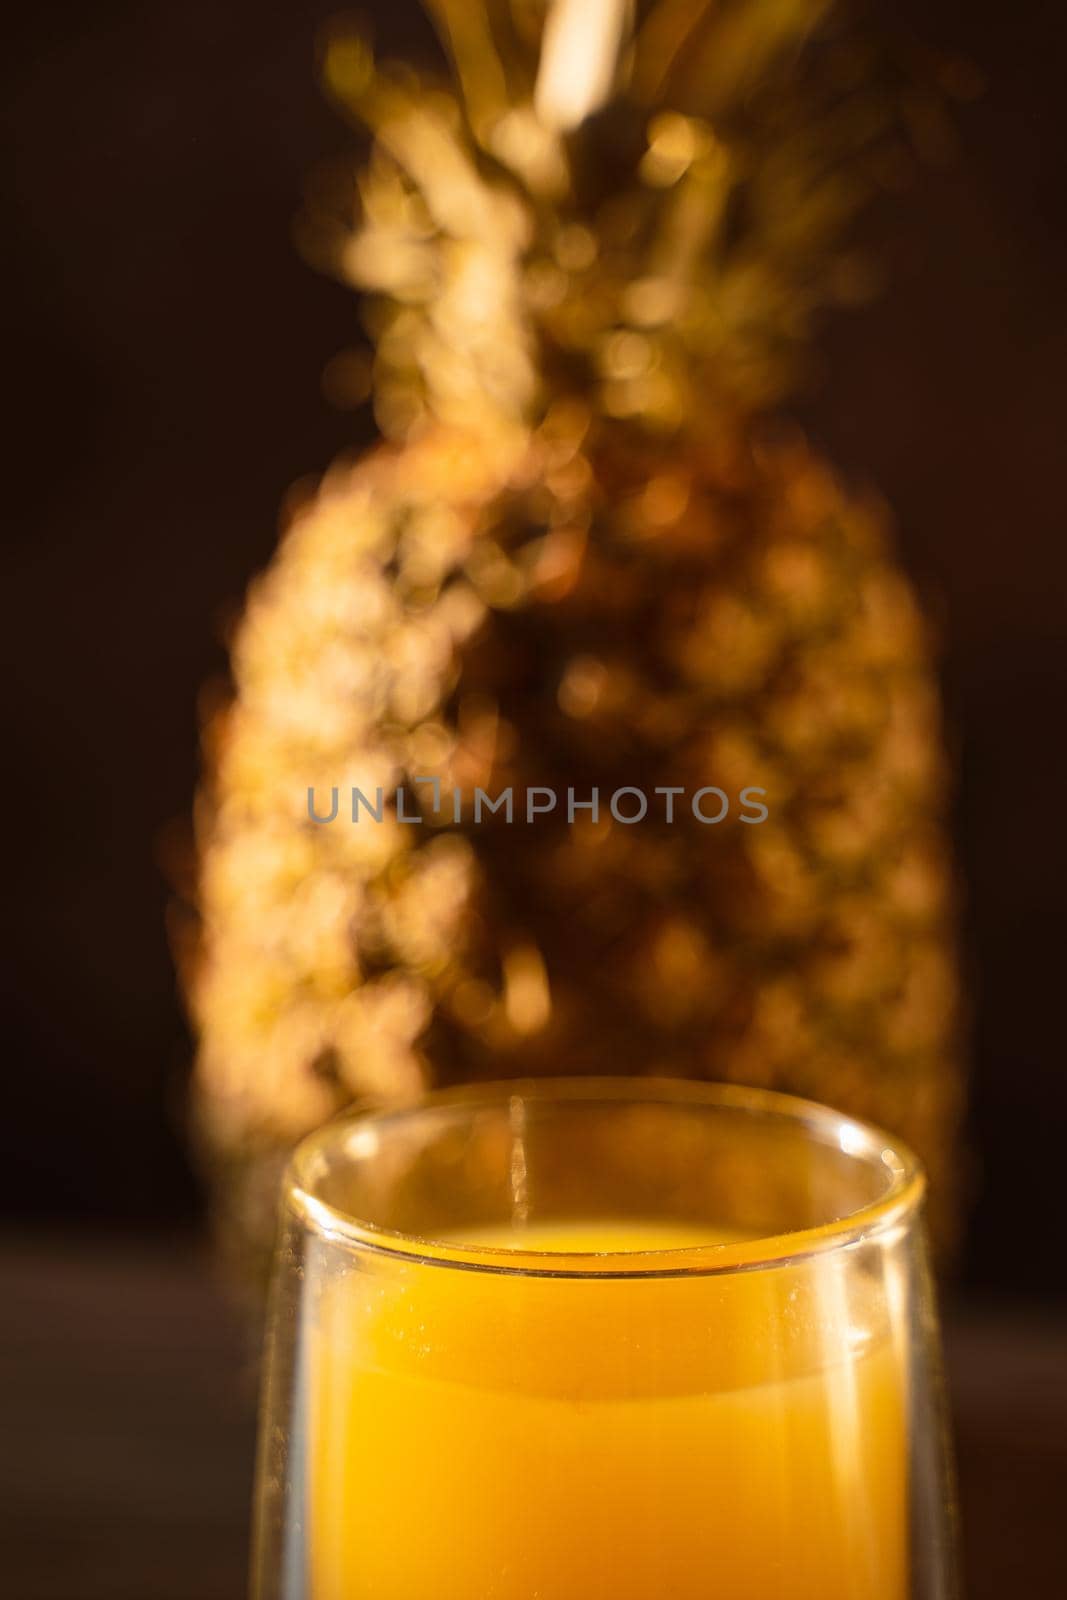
[3,0,1065,1298]
[2,5,1066,1596]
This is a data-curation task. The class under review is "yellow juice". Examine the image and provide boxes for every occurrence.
[308,1220,907,1599]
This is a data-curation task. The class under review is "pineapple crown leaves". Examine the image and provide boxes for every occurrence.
[302,0,957,439]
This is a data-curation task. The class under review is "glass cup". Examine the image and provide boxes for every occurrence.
[252,1078,957,1599]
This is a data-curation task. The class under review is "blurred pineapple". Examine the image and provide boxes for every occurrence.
[187,0,963,1263]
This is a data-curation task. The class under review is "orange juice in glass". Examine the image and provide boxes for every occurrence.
[253,1080,956,1600]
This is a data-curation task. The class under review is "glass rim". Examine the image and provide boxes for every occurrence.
[285,1076,926,1278]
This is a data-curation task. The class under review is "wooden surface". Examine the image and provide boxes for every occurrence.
[2,1238,1064,1598]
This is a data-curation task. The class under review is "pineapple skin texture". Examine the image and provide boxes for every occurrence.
[192,414,961,1261]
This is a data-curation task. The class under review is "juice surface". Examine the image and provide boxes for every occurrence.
[308,1219,907,1599]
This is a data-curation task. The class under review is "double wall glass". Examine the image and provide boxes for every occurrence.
[253,1078,956,1599]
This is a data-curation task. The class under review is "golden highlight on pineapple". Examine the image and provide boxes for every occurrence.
[187,0,963,1266]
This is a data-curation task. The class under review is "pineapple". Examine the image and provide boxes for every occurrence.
[187,0,962,1265]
